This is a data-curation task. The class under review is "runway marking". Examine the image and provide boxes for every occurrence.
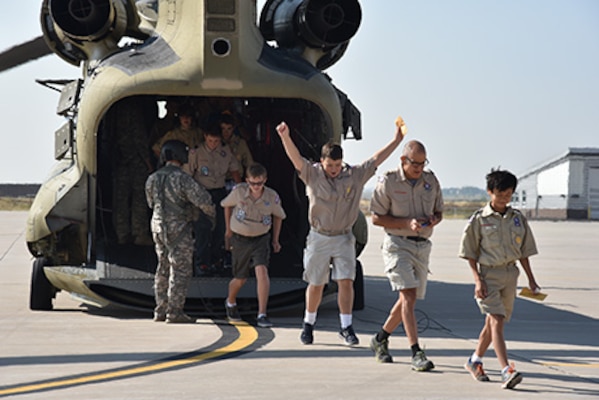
[541,362,599,368]
[0,321,260,397]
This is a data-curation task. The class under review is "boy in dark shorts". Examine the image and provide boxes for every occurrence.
[459,169,541,389]
[221,163,286,327]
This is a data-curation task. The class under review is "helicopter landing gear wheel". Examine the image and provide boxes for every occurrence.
[30,257,55,310]
[353,259,364,311]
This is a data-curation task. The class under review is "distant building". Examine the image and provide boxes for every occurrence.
[0,184,40,198]
[515,148,599,220]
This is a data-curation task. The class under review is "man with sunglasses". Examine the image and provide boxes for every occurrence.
[221,163,286,327]
[276,119,406,346]
[368,140,443,371]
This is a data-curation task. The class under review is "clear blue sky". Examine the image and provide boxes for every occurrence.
[1,0,598,188]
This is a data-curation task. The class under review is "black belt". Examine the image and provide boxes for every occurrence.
[404,236,428,242]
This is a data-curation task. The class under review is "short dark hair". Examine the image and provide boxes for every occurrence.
[486,169,518,192]
[321,141,343,160]
[204,124,222,138]
[247,163,267,179]
[220,113,235,126]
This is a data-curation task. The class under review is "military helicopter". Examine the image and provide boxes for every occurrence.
[1,0,368,315]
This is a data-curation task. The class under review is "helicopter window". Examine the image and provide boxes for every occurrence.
[211,38,231,57]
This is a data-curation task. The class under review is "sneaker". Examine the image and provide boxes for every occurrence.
[411,350,435,371]
[256,315,273,328]
[166,313,196,324]
[464,358,490,382]
[501,364,523,389]
[369,335,393,363]
[153,312,166,322]
[225,301,242,322]
[300,322,314,345]
[338,325,359,346]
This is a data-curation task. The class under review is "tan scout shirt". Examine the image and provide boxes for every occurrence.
[221,183,286,237]
[152,127,203,155]
[299,157,377,234]
[370,167,444,238]
[459,203,538,267]
[226,136,254,178]
[187,143,240,189]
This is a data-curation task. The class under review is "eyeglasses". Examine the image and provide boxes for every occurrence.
[405,157,429,167]
[247,180,265,187]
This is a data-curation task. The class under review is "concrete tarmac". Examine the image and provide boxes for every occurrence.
[1,211,598,399]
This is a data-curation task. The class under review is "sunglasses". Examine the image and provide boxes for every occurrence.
[247,180,265,187]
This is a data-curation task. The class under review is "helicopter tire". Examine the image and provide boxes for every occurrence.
[353,259,365,311]
[352,210,368,258]
[30,257,54,311]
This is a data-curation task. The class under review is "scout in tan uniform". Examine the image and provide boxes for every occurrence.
[276,118,405,346]
[369,140,443,371]
[152,106,203,159]
[459,169,540,389]
[220,113,254,183]
[187,127,241,274]
[221,163,286,327]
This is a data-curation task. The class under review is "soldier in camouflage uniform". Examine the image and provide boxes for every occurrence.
[145,140,215,323]
[112,97,155,245]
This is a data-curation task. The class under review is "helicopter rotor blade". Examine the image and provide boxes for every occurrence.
[0,36,52,74]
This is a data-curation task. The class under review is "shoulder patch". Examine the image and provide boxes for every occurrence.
[468,209,483,224]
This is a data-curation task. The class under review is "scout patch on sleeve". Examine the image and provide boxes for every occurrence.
[236,208,246,221]
[514,216,521,227]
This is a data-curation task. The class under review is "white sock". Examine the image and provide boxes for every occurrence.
[257,313,266,319]
[471,352,483,363]
[304,311,317,325]
[340,313,352,329]
[226,301,236,308]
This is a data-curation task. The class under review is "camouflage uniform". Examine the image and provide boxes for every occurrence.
[113,100,154,245]
[145,164,215,317]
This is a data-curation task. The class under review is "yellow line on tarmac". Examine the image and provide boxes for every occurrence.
[541,362,599,368]
[0,322,258,397]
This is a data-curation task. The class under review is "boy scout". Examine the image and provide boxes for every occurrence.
[152,105,203,158]
[220,112,254,182]
[186,127,241,274]
[459,169,540,389]
[369,140,443,371]
[221,163,286,327]
[276,118,405,346]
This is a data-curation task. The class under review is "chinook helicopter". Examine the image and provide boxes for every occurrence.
[1,0,369,315]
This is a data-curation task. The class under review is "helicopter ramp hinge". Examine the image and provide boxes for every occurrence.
[55,120,73,160]
[56,79,83,116]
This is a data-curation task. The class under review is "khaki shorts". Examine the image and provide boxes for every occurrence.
[476,264,520,321]
[303,230,356,285]
[382,234,432,300]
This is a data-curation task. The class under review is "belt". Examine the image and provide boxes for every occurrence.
[403,236,428,242]
[313,227,351,237]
